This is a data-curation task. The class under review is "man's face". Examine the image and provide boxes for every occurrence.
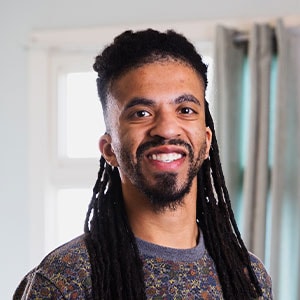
[100,60,212,211]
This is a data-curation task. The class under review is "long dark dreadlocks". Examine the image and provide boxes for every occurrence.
[84,29,263,299]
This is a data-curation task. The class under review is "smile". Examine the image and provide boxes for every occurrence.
[148,152,183,163]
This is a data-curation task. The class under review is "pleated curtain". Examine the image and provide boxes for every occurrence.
[213,20,300,300]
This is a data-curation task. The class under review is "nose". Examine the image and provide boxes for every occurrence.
[149,112,182,139]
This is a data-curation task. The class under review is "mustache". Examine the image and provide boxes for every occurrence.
[136,138,193,159]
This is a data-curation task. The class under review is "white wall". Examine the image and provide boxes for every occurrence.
[1,1,299,298]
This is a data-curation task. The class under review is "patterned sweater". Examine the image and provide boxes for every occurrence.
[14,234,272,299]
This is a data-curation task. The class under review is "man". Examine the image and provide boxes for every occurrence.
[15,29,272,299]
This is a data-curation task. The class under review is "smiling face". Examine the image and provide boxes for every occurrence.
[100,59,212,211]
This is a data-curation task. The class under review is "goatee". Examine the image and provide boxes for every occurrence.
[120,138,207,212]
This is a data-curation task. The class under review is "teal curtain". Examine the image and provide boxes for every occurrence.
[213,21,300,300]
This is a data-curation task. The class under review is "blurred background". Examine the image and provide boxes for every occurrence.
[1,1,299,299]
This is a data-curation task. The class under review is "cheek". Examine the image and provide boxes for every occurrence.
[120,127,145,150]
[113,133,138,163]
[189,130,208,154]
[189,127,205,143]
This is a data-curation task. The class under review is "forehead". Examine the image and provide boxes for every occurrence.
[109,60,205,103]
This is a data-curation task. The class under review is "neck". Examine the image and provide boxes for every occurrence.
[123,180,199,249]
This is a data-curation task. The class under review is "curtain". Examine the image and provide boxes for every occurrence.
[213,20,300,300]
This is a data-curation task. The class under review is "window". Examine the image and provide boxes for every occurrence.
[56,189,91,245]
[44,52,104,253]
[61,71,103,158]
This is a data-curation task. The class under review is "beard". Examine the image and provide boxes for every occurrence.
[119,138,207,211]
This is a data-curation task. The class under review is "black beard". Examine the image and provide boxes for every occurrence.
[136,168,195,212]
[120,138,207,212]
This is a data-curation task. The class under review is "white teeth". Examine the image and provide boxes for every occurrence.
[150,153,182,162]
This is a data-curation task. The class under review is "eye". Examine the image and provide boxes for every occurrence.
[179,107,196,114]
[133,110,151,118]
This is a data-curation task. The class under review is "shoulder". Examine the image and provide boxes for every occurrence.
[37,234,92,293]
[39,234,90,274]
[249,252,273,299]
[14,234,92,299]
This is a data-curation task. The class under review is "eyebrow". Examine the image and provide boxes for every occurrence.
[174,94,201,106]
[123,97,155,111]
[123,93,201,111]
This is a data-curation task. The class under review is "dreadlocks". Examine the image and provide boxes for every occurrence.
[84,160,146,299]
[84,29,263,299]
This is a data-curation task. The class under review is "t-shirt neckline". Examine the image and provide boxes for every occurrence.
[136,231,205,262]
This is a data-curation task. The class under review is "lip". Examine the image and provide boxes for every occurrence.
[143,145,187,172]
[144,145,187,157]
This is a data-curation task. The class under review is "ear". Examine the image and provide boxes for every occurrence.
[204,127,212,159]
[99,134,119,167]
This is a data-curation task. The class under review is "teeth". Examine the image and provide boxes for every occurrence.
[150,153,182,162]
